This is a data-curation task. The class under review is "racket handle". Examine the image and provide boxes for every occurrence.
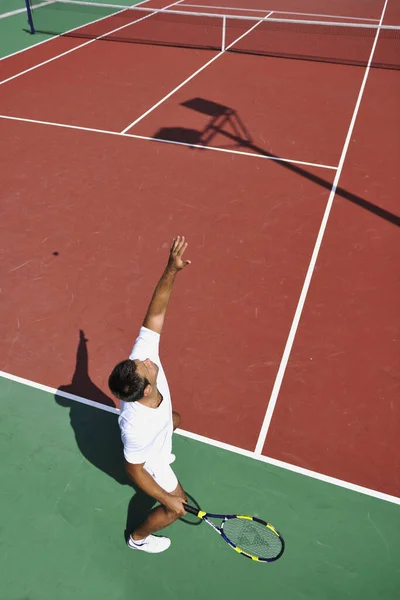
[183,503,201,516]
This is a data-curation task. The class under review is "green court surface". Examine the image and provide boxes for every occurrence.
[1,0,25,14]
[1,376,399,600]
[0,9,59,59]
[0,0,145,58]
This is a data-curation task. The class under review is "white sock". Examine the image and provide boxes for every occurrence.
[130,535,148,546]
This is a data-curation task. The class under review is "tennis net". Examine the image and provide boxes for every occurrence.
[25,1,400,69]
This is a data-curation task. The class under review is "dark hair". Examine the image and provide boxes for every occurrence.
[108,360,149,402]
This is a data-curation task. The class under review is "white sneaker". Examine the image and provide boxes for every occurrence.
[128,534,171,553]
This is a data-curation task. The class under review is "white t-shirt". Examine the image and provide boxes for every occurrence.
[118,327,173,470]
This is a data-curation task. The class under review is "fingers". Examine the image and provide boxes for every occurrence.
[176,496,187,514]
[171,235,187,256]
[165,495,187,516]
[170,236,191,268]
[178,499,187,516]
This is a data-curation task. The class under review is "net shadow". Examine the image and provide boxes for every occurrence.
[29,28,220,52]
[27,27,400,70]
[25,0,400,69]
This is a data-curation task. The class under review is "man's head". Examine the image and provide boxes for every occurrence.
[108,358,159,402]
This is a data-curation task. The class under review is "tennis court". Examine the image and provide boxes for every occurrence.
[1,0,399,598]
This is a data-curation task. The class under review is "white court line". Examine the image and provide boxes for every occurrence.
[0,0,183,85]
[120,11,274,133]
[0,113,337,170]
[130,132,337,169]
[0,0,152,63]
[0,8,27,19]
[181,3,381,22]
[0,370,119,415]
[0,2,52,19]
[1,369,399,505]
[254,0,391,456]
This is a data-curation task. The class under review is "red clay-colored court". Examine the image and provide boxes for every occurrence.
[1,0,399,507]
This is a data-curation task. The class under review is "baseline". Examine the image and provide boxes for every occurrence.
[1,369,399,505]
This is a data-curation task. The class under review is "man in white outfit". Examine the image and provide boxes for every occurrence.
[108,236,190,554]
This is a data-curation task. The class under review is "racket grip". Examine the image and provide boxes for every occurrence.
[183,503,201,516]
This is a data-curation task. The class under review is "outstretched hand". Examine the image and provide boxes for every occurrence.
[168,236,191,272]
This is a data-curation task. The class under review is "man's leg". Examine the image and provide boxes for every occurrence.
[125,490,157,541]
[132,482,186,540]
[130,413,182,542]
[172,410,180,430]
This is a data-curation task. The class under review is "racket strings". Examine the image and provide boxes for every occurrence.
[222,518,282,559]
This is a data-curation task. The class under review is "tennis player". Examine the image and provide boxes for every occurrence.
[108,236,190,554]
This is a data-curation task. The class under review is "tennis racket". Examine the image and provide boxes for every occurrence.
[183,503,284,562]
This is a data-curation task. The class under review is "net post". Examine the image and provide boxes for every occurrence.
[25,0,35,34]
[221,15,226,51]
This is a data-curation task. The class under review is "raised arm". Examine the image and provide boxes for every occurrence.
[142,236,191,335]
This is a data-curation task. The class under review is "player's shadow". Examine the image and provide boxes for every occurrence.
[55,330,202,538]
[153,97,400,228]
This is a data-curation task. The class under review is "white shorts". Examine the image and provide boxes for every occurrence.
[143,462,178,493]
